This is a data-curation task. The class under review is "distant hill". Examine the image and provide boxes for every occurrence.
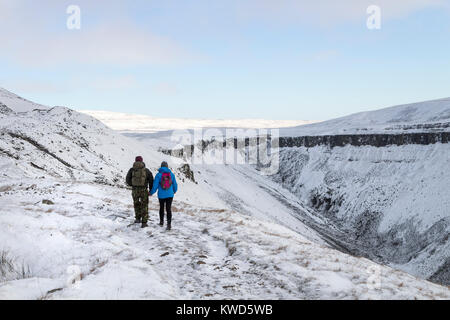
[281,97,450,136]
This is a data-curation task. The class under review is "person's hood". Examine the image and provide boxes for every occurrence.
[158,166,171,174]
[133,161,145,169]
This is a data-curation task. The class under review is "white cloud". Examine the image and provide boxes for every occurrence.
[236,0,448,26]
[0,0,447,68]
[0,1,199,67]
[4,22,196,67]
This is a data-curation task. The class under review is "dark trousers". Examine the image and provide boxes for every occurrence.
[159,197,173,225]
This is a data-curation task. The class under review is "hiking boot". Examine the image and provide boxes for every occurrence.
[135,218,141,224]
[166,224,171,231]
[159,221,164,227]
[141,223,148,228]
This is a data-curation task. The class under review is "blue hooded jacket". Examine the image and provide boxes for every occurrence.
[150,167,178,199]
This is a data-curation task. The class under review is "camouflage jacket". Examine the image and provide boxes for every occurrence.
[126,162,154,189]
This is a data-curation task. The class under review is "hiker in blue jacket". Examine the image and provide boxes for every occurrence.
[150,161,178,230]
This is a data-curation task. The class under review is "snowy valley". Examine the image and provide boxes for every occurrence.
[94,97,450,287]
[0,87,449,299]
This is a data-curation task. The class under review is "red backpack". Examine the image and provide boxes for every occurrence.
[160,172,173,190]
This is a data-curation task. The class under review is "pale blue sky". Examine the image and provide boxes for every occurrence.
[1,0,449,120]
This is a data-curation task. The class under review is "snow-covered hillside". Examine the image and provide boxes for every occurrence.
[273,144,450,283]
[0,88,48,113]
[281,97,450,136]
[0,89,449,299]
[79,110,316,133]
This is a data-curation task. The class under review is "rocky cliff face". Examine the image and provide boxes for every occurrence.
[161,131,450,159]
[279,132,450,148]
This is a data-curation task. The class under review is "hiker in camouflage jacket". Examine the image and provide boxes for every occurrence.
[126,156,154,228]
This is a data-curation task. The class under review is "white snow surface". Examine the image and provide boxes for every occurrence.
[0,88,48,112]
[273,144,450,280]
[1,181,448,300]
[281,97,450,136]
[277,144,450,232]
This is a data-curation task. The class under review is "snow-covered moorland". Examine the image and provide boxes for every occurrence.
[281,97,450,136]
[0,87,449,299]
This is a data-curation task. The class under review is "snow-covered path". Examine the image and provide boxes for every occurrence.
[1,181,449,300]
